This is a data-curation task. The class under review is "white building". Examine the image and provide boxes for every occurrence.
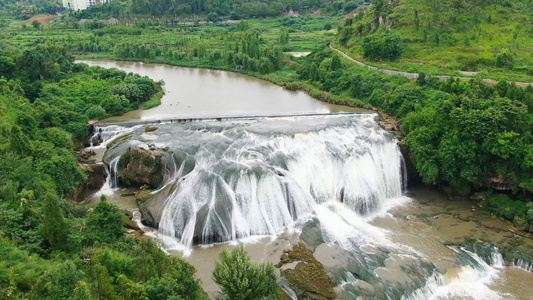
[62,0,111,10]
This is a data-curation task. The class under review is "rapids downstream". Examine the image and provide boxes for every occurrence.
[81,60,533,299]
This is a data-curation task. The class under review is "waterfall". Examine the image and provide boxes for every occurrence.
[100,114,531,299]
[102,114,405,249]
[513,259,533,272]
[95,156,121,197]
[90,124,140,148]
[489,247,505,268]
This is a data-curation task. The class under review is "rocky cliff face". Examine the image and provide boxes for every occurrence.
[118,146,163,189]
[71,150,108,201]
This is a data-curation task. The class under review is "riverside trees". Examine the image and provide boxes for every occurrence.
[0,44,209,299]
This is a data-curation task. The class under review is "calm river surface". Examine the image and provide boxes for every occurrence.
[77,60,366,121]
[82,60,533,299]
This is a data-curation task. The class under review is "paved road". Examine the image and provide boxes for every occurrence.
[329,45,532,87]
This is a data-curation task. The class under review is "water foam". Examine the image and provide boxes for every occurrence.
[405,248,507,300]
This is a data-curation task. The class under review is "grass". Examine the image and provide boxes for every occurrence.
[338,0,533,83]
[143,90,165,109]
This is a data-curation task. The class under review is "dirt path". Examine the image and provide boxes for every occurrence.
[330,45,532,87]
[26,15,57,24]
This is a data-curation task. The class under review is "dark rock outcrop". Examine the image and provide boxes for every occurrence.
[118,146,163,189]
[276,243,337,300]
[70,162,108,201]
[82,163,108,189]
[398,138,422,186]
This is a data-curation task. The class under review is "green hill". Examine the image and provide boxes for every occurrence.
[336,0,533,82]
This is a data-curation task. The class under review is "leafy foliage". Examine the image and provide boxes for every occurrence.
[298,46,533,228]
[85,196,125,245]
[362,32,402,61]
[336,0,533,80]
[213,245,278,300]
[0,42,202,299]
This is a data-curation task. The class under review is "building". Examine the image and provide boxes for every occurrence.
[62,0,111,11]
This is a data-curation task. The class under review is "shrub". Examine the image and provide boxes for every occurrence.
[495,52,514,69]
[144,260,207,300]
[213,245,277,300]
[485,193,527,221]
[84,196,125,244]
[362,32,403,61]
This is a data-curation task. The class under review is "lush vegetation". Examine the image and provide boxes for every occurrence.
[0,0,532,297]
[67,0,357,19]
[0,43,210,299]
[336,0,533,82]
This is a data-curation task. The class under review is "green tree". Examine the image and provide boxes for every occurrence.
[41,192,69,250]
[31,260,83,299]
[212,245,277,300]
[206,12,220,22]
[362,32,403,61]
[116,275,147,300]
[279,26,289,44]
[144,259,207,300]
[72,281,93,300]
[495,52,514,69]
[85,196,124,244]
[330,55,341,71]
[88,264,116,300]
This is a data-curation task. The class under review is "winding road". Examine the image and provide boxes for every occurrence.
[329,45,532,87]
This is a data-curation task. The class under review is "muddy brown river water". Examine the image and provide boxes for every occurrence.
[80,60,533,299]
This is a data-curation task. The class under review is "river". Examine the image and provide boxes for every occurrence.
[80,60,533,299]
[77,60,365,121]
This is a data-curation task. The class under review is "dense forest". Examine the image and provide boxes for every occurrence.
[0,0,533,297]
[0,43,214,299]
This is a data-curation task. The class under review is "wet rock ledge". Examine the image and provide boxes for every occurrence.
[117,146,163,189]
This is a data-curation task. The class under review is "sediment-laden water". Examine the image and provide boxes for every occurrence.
[77,60,365,121]
[81,60,533,299]
[91,114,533,299]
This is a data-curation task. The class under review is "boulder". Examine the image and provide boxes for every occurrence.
[378,111,400,131]
[118,146,163,189]
[300,218,325,250]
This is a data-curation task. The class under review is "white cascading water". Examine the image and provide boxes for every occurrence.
[151,114,404,249]
[89,124,145,149]
[513,259,533,272]
[95,156,121,197]
[98,113,531,299]
[490,247,505,268]
[404,247,510,300]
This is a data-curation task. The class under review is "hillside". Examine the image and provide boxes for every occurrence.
[336,0,533,82]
